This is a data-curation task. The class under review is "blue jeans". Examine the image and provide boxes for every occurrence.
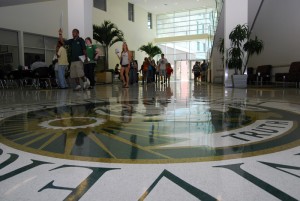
[57,65,68,88]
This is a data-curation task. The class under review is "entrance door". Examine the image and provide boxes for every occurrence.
[175,60,190,81]
[175,60,199,81]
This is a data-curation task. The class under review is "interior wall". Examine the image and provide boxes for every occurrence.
[93,0,156,69]
[0,1,68,36]
[248,0,300,76]
[0,0,156,70]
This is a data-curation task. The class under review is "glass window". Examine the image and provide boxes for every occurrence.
[44,36,57,50]
[128,3,134,22]
[24,33,44,49]
[93,0,106,11]
[0,29,18,46]
[156,8,216,38]
[148,13,152,29]
[0,29,19,71]
[24,34,57,66]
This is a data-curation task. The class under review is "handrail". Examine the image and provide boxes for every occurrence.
[250,0,265,33]
[208,0,224,62]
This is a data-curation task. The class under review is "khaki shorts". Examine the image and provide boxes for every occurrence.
[70,61,84,79]
[159,69,166,76]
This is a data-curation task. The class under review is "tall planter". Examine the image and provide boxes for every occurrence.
[226,24,264,88]
[95,71,113,84]
[93,21,124,70]
[232,74,247,88]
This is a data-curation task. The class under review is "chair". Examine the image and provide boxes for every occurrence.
[32,67,54,89]
[275,61,300,87]
[8,70,23,88]
[21,70,34,87]
[0,70,9,89]
[248,65,272,85]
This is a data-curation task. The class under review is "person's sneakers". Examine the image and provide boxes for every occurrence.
[88,86,94,89]
[83,81,89,90]
[86,78,90,86]
[74,85,82,91]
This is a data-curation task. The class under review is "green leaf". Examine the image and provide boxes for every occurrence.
[138,42,162,59]
[93,20,125,70]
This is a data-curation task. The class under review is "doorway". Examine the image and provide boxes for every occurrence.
[175,60,199,81]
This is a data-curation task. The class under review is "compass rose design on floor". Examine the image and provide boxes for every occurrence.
[0,100,299,163]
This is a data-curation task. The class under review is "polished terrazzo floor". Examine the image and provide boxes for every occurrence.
[0,81,300,201]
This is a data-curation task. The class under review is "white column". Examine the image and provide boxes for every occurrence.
[18,31,24,66]
[224,0,248,87]
[67,0,93,39]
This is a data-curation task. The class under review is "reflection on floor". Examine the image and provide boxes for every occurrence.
[0,81,300,201]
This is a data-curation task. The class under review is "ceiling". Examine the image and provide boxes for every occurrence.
[131,0,216,14]
[0,0,216,14]
[0,0,53,7]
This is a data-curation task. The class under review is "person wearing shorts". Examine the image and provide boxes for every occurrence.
[116,42,132,88]
[58,28,89,91]
[158,54,168,84]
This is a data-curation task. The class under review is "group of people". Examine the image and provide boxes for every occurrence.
[54,28,208,91]
[192,60,208,82]
[140,54,173,85]
[54,28,100,90]
[115,50,174,88]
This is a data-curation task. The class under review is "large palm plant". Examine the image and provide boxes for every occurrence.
[93,20,124,70]
[227,24,264,74]
[243,36,264,73]
[138,42,162,59]
[228,24,248,75]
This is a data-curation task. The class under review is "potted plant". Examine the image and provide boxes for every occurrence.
[138,42,162,60]
[227,24,264,88]
[93,21,124,83]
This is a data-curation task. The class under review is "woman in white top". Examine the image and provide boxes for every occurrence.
[117,42,132,88]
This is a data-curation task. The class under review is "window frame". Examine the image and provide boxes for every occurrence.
[93,0,107,11]
[148,12,152,29]
[128,3,134,22]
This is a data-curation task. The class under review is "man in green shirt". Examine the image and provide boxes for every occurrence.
[58,28,89,90]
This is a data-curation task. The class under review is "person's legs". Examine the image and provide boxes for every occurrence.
[84,63,89,81]
[54,70,60,87]
[142,71,145,85]
[85,63,95,88]
[120,67,125,85]
[70,62,80,90]
[71,61,87,90]
[167,74,170,82]
[57,65,67,88]
[76,62,88,89]
[161,69,166,83]
[124,67,130,87]
[129,68,133,84]
[88,63,95,88]
[159,69,163,84]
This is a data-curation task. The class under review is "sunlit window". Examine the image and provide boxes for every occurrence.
[156,9,216,38]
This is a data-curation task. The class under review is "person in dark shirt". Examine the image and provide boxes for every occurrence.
[192,61,201,81]
[58,28,89,91]
[200,60,208,82]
